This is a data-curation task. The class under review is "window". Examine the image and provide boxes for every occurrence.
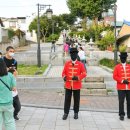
[9,21,16,28]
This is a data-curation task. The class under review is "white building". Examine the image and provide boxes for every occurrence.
[1,17,26,32]
[1,17,37,42]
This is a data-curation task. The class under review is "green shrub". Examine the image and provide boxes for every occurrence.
[118,44,127,52]
[45,34,59,42]
[99,58,115,69]
[100,58,130,69]
[96,31,115,50]
[8,29,15,39]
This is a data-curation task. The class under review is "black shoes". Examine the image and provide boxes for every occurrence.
[62,113,78,120]
[127,116,130,119]
[14,115,19,121]
[119,115,130,120]
[119,115,124,121]
[74,113,78,119]
[62,113,68,120]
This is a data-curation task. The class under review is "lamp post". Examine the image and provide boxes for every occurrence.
[52,20,54,34]
[102,3,117,65]
[112,3,117,65]
[37,4,53,67]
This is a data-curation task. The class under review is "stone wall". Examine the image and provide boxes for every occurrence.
[0,36,26,53]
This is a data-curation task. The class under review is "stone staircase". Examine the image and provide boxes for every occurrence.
[17,76,107,96]
[81,77,107,95]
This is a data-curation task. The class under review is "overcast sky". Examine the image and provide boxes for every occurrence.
[0,0,129,22]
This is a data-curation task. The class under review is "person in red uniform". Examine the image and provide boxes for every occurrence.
[62,48,86,120]
[113,52,130,121]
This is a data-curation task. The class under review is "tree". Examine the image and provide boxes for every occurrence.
[29,15,68,42]
[60,13,76,25]
[96,30,114,50]
[29,16,50,42]
[67,0,117,29]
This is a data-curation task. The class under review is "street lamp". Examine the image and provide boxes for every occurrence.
[52,20,54,34]
[102,3,117,64]
[37,3,53,67]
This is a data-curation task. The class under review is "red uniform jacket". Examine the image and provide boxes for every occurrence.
[113,64,130,90]
[62,60,87,90]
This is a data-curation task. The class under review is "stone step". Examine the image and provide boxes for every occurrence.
[84,77,104,82]
[81,89,107,96]
[17,81,105,90]
[18,88,107,96]
[17,76,104,83]
[82,82,106,89]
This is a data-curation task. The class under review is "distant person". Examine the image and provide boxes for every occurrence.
[51,39,56,52]
[62,48,86,120]
[74,40,78,48]
[63,42,69,56]
[0,58,16,130]
[3,46,21,121]
[78,47,87,71]
[113,52,130,121]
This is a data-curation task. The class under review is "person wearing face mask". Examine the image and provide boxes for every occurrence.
[3,46,21,121]
[62,48,86,120]
[113,52,130,121]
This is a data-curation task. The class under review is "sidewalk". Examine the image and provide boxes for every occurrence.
[18,89,118,112]
[16,106,130,130]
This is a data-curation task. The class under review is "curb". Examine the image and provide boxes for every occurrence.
[99,65,113,73]
[22,103,118,113]
[43,64,52,77]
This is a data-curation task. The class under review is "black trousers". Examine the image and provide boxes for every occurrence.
[64,88,80,114]
[118,90,130,116]
[13,95,21,117]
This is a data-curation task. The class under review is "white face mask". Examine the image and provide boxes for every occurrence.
[9,52,15,57]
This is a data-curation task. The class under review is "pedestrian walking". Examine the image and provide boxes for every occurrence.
[62,48,86,120]
[113,52,130,121]
[51,39,56,52]
[3,46,21,121]
[63,42,69,56]
[0,58,16,130]
[78,46,87,71]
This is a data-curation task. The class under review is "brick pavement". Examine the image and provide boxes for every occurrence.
[18,89,119,112]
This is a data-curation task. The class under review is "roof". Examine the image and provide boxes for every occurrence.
[117,20,130,44]
[111,21,123,27]
[17,17,26,19]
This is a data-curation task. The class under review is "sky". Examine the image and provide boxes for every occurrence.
[0,0,130,22]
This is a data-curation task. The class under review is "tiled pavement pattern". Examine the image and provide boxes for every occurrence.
[18,90,119,112]
[15,107,130,130]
